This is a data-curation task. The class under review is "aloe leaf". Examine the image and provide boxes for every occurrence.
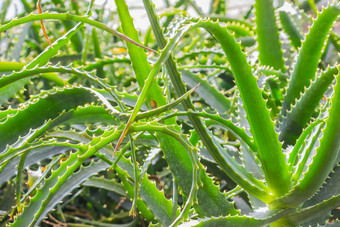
[199,20,290,197]
[280,66,339,146]
[82,176,127,196]
[129,121,201,226]
[330,31,340,52]
[0,146,69,187]
[116,0,237,218]
[209,16,255,37]
[82,56,130,71]
[282,195,340,226]
[99,149,157,223]
[35,160,110,226]
[114,0,164,107]
[48,128,175,225]
[15,149,29,212]
[0,64,122,106]
[287,119,324,170]
[254,0,285,71]
[10,127,121,227]
[303,165,340,208]
[0,22,83,105]
[0,86,111,152]
[281,3,340,116]
[279,10,302,49]
[115,0,177,218]
[139,175,177,226]
[307,0,318,13]
[114,20,187,150]
[180,70,231,113]
[0,0,11,24]
[143,0,276,201]
[11,22,31,61]
[292,121,324,182]
[272,69,340,208]
[0,61,25,72]
[161,111,256,152]
[21,156,62,203]
[140,148,161,181]
[99,136,177,226]
[178,208,294,227]
[0,12,156,53]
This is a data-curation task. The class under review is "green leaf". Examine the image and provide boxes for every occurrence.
[254,0,285,71]
[0,12,155,53]
[198,20,290,197]
[283,195,340,226]
[35,160,110,225]
[281,3,340,116]
[0,86,106,152]
[178,208,294,227]
[118,0,238,218]
[0,22,83,105]
[279,10,302,49]
[279,66,338,146]
[0,146,69,187]
[82,176,127,196]
[303,165,340,208]
[272,68,340,207]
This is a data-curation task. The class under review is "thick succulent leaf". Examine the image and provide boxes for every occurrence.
[139,175,177,226]
[133,84,199,121]
[271,70,340,208]
[10,127,122,227]
[157,132,240,217]
[0,12,155,53]
[114,0,165,109]
[0,64,123,109]
[143,0,286,200]
[140,148,161,181]
[209,15,256,38]
[287,120,323,170]
[118,0,238,218]
[49,0,84,51]
[0,86,109,152]
[130,121,230,224]
[281,3,340,116]
[282,195,340,226]
[330,32,340,52]
[178,208,294,227]
[278,5,303,49]
[21,156,61,203]
[48,129,175,226]
[254,0,285,71]
[303,165,340,208]
[198,20,290,197]
[61,105,118,125]
[0,146,69,187]
[279,66,338,146]
[292,122,324,182]
[0,22,83,105]
[35,160,109,225]
[82,176,127,196]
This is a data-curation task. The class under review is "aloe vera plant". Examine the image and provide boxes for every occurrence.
[0,0,339,226]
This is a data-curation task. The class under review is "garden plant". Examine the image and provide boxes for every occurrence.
[0,0,339,226]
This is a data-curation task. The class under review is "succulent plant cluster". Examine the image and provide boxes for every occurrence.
[0,0,339,226]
